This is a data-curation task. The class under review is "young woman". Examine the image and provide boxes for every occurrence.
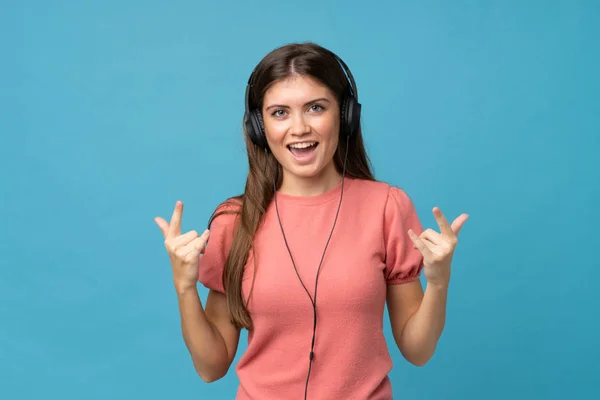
[155,42,468,400]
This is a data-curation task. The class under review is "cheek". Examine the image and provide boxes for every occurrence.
[317,118,339,144]
[263,120,287,145]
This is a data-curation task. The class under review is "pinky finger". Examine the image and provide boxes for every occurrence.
[197,232,210,256]
[184,232,210,260]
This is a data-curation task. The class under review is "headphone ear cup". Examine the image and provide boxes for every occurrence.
[249,110,268,150]
[350,100,361,136]
[341,95,361,138]
[340,97,348,135]
[245,114,257,144]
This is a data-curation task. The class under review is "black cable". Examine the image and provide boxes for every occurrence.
[273,135,351,400]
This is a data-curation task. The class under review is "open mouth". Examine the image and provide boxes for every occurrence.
[287,141,319,159]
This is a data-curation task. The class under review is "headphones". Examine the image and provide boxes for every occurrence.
[244,51,362,150]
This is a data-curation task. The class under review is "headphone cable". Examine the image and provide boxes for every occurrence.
[273,135,350,400]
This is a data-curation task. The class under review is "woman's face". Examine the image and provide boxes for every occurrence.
[261,74,341,191]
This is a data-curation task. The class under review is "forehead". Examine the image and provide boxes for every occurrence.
[263,74,335,105]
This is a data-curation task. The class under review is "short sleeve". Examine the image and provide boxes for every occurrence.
[383,186,425,284]
[197,200,240,293]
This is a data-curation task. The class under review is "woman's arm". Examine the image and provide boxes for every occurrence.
[178,288,240,382]
[387,206,468,366]
[386,280,447,366]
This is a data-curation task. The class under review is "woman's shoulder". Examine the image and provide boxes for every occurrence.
[349,178,412,202]
[208,195,243,229]
[347,178,418,222]
[351,177,389,189]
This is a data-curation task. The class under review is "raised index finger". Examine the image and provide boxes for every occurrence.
[168,201,183,238]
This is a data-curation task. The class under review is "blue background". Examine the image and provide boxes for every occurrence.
[1,1,598,399]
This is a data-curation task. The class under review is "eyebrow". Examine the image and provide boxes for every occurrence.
[264,97,331,111]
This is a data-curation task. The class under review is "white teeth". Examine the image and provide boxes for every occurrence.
[289,142,317,149]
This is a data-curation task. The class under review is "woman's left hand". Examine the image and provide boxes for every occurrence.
[408,207,469,289]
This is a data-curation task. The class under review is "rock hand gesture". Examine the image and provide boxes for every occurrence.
[408,207,469,289]
[155,201,210,295]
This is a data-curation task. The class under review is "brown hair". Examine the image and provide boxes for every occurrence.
[209,42,375,330]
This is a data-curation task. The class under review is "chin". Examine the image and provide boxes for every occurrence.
[278,159,318,176]
[289,166,324,179]
[286,158,338,182]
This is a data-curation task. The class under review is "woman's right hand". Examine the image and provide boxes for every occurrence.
[155,201,210,295]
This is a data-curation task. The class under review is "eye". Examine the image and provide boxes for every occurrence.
[271,109,287,117]
[309,104,325,112]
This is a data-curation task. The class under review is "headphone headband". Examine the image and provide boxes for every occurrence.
[330,52,358,99]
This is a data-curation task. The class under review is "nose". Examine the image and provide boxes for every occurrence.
[289,113,310,136]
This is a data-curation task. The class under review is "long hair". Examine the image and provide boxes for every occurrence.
[209,42,375,330]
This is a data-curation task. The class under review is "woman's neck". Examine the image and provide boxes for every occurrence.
[278,164,343,197]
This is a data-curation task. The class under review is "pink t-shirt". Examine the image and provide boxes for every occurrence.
[198,177,424,400]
